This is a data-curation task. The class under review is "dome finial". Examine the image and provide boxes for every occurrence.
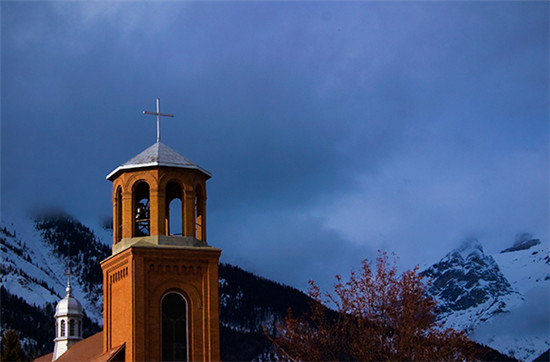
[64,266,75,297]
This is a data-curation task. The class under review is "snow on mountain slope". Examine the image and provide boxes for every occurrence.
[3,212,548,361]
[493,237,549,295]
[1,214,110,324]
[423,238,523,329]
[470,286,548,361]
[424,236,549,361]
[470,238,550,361]
[1,223,63,306]
[82,218,113,248]
[2,215,313,360]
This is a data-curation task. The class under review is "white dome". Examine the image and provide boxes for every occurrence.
[54,282,83,317]
[53,276,84,361]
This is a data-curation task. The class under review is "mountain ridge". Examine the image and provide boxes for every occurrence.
[0,214,314,359]
[1,214,548,360]
[422,236,549,361]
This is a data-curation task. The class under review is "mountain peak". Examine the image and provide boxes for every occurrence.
[500,233,541,253]
[439,238,485,263]
[422,237,514,316]
[455,238,485,260]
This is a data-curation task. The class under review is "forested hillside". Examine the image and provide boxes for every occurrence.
[2,214,548,360]
[1,214,313,360]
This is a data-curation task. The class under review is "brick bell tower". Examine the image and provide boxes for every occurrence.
[101,99,221,361]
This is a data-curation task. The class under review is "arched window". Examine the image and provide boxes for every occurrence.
[69,319,75,336]
[194,185,205,241]
[166,182,183,236]
[60,320,66,337]
[56,322,58,337]
[162,292,188,361]
[133,181,150,237]
[168,199,182,236]
[115,186,123,243]
[78,320,82,337]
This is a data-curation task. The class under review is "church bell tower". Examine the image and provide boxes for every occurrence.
[100,99,221,361]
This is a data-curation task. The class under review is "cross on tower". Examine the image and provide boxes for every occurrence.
[64,266,76,280]
[64,266,76,295]
[143,98,174,143]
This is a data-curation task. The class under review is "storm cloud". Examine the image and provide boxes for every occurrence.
[2,2,548,290]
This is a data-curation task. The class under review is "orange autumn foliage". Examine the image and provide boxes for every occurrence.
[272,252,477,361]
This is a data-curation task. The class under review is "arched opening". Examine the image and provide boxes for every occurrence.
[133,181,150,237]
[115,186,123,243]
[166,182,183,236]
[60,320,66,337]
[69,319,75,336]
[161,292,188,361]
[168,199,182,236]
[194,185,205,241]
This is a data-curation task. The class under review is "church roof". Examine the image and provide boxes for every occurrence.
[34,332,124,362]
[106,141,211,181]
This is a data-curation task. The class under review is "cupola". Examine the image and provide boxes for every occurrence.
[106,141,211,254]
[52,273,83,361]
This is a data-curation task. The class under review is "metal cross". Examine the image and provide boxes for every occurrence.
[143,98,174,143]
[64,266,76,282]
[64,266,76,294]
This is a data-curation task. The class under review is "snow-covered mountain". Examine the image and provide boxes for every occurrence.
[1,213,109,354]
[1,214,110,325]
[2,213,548,360]
[0,213,312,359]
[423,235,549,361]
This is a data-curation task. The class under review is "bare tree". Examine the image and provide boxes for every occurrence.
[271,251,476,361]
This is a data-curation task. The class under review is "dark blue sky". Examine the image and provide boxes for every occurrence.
[2,1,548,291]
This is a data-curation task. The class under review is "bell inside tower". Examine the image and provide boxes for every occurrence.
[134,181,150,236]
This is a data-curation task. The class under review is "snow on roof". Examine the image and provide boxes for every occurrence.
[106,142,211,180]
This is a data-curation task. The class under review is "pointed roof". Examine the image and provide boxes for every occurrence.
[106,142,211,180]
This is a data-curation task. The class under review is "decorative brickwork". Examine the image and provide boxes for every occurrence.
[102,142,220,361]
[109,267,129,284]
[110,167,209,243]
[148,263,203,275]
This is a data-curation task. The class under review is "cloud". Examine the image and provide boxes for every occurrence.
[315,138,549,268]
[2,1,548,290]
[210,206,374,292]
